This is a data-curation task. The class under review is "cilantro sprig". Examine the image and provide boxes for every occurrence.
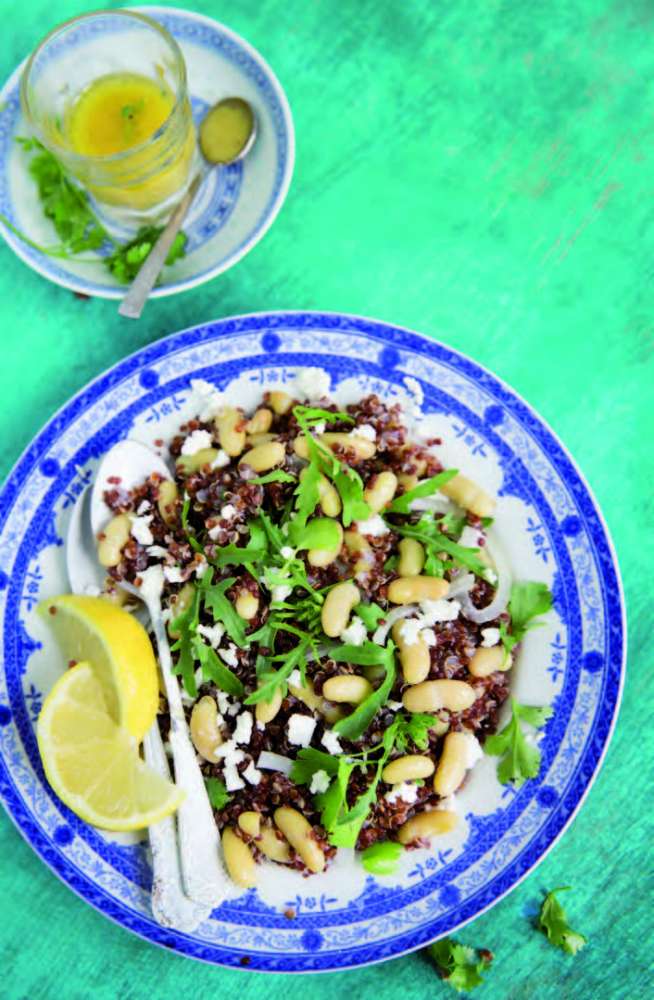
[537,887,587,956]
[500,582,553,652]
[484,698,553,785]
[205,777,231,811]
[428,938,493,993]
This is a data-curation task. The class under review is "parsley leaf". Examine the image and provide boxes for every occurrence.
[199,572,246,646]
[169,584,201,696]
[332,642,396,740]
[361,840,404,875]
[105,226,187,283]
[205,777,231,811]
[484,698,553,785]
[387,469,458,514]
[191,635,244,697]
[290,748,340,784]
[393,712,439,752]
[537,887,587,956]
[500,582,553,652]
[428,939,492,993]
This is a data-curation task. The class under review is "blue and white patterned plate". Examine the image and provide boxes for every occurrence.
[0,312,625,971]
[0,7,294,299]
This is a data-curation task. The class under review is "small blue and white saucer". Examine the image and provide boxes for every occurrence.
[0,7,295,299]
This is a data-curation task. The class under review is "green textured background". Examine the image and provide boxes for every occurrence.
[1,1,652,997]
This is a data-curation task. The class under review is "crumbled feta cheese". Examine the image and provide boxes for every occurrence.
[420,598,461,625]
[163,565,185,584]
[272,584,292,603]
[340,616,367,646]
[189,378,225,422]
[181,429,214,456]
[310,769,331,794]
[459,525,482,549]
[220,504,237,520]
[243,760,262,785]
[399,619,423,646]
[146,544,168,559]
[256,720,265,731]
[385,782,419,805]
[288,669,303,688]
[461,732,483,768]
[294,367,331,400]
[138,565,164,601]
[215,739,244,763]
[193,557,209,578]
[484,568,498,586]
[313,421,326,435]
[287,714,317,747]
[356,514,390,537]
[435,795,457,812]
[224,764,245,792]
[409,495,453,514]
[350,423,376,442]
[220,644,239,668]
[136,499,151,515]
[216,691,231,716]
[421,628,437,647]
[211,449,230,469]
[194,667,204,687]
[226,700,241,717]
[233,711,253,745]
[447,572,476,598]
[321,729,342,754]
[280,546,295,560]
[129,514,154,546]
[481,627,500,648]
[386,700,404,712]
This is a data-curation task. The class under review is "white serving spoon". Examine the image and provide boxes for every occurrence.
[90,439,231,908]
[66,487,210,931]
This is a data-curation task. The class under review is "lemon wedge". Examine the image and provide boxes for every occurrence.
[37,661,183,831]
[38,594,158,741]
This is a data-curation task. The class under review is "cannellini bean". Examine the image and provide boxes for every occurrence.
[403,679,477,713]
[397,809,457,844]
[246,432,277,447]
[156,479,178,526]
[392,621,430,684]
[101,579,129,606]
[222,827,257,887]
[322,674,372,704]
[255,687,283,724]
[289,676,322,711]
[343,530,374,578]
[190,696,223,762]
[433,731,474,797]
[398,473,419,492]
[397,538,425,577]
[274,807,325,873]
[363,471,398,513]
[239,441,286,472]
[388,576,449,604]
[167,583,195,639]
[321,432,376,460]
[382,754,435,784]
[176,447,218,474]
[300,468,341,517]
[215,407,246,457]
[258,824,292,863]
[320,701,345,724]
[308,522,344,567]
[440,473,496,518]
[468,646,511,678]
[245,408,273,434]
[238,811,261,837]
[97,514,131,567]
[235,591,259,620]
[267,390,294,415]
[321,580,360,637]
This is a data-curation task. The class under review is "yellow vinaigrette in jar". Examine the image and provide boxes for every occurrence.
[64,71,196,212]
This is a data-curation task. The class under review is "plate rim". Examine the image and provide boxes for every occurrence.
[0,5,296,300]
[0,310,627,972]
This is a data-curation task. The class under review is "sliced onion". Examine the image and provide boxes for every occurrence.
[447,572,475,599]
[256,751,293,776]
[460,530,511,624]
[372,605,418,645]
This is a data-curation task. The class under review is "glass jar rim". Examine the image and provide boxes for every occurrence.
[20,8,188,166]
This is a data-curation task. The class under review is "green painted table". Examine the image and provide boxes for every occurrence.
[1,1,652,997]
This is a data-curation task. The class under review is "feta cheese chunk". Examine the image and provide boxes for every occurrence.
[320,729,342,754]
[211,450,230,469]
[129,514,154,546]
[310,769,331,794]
[385,782,419,805]
[356,514,390,537]
[420,598,461,625]
[220,504,237,520]
[287,714,317,747]
[138,565,164,601]
[435,794,458,812]
[243,760,262,786]
[280,546,295,560]
[272,584,292,603]
[219,644,239,668]
[461,732,483,769]
[481,627,500,648]
[288,669,303,688]
[189,378,225,422]
[232,711,253,745]
[350,423,376,442]
[398,619,423,646]
[181,429,213,456]
[294,367,331,400]
[459,525,482,549]
[163,565,185,584]
[146,544,168,559]
[340,616,367,646]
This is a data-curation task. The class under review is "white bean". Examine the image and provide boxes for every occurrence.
[190,696,223,762]
[433,731,473,797]
[322,674,372,704]
[388,576,449,604]
[397,538,425,576]
[274,807,325,873]
[403,680,477,713]
[440,473,496,518]
[397,809,457,844]
[392,621,430,684]
[321,581,360,637]
[363,471,398,513]
[97,514,131,567]
[215,407,246,457]
[156,479,178,526]
[468,646,511,677]
[382,755,435,784]
[222,827,257,887]
[239,441,285,472]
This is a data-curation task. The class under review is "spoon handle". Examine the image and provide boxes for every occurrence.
[118,173,203,320]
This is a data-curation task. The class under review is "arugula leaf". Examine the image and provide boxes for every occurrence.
[257,509,286,551]
[169,585,201,696]
[395,517,488,577]
[428,939,492,993]
[333,643,396,740]
[290,748,340,784]
[537,887,587,956]
[501,582,553,652]
[387,469,458,514]
[288,517,341,552]
[205,777,231,811]
[293,459,322,528]
[211,520,268,568]
[438,511,468,538]
[393,712,439,752]
[250,469,296,485]
[484,698,553,785]
[243,638,311,705]
[191,635,245,697]
[199,572,246,646]
[354,602,386,631]
[361,840,404,875]
[332,465,370,526]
